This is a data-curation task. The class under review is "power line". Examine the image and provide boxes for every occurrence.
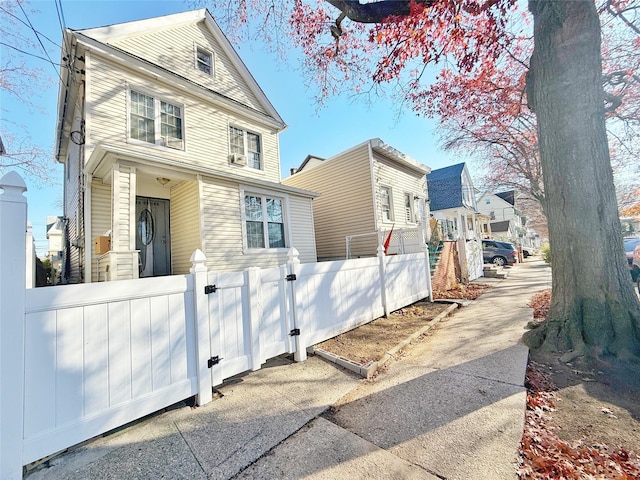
[16,0,63,82]
[0,41,63,65]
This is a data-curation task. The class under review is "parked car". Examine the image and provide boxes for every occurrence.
[521,246,536,258]
[482,240,518,266]
[624,236,640,281]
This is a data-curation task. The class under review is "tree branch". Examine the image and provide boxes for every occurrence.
[325,0,433,24]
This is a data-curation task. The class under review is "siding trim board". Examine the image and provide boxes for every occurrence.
[86,143,318,200]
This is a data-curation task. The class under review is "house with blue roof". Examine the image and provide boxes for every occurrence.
[427,163,485,281]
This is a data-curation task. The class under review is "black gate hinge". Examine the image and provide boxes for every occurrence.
[204,284,218,294]
[289,328,300,336]
[286,274,297,281]
[208,356,222,368]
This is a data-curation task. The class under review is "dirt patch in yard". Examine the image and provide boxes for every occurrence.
[315,301,453,366]
[519,290,640,477]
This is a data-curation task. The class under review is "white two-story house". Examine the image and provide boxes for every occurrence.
[55,9,317,283]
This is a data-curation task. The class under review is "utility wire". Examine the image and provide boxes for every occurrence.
[0,41,63,64]
[17,0,63,82]
[0,5,60,49]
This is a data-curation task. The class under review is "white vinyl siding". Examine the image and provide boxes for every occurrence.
[170,180,201,274]
[86,55,282,183]
[111,165,136,280]
[283,144,375,259]
[199,178,289,271]
[90,179,112,282]
[109,22,266,114]
[63,112,84,283]
[287,196,317,263]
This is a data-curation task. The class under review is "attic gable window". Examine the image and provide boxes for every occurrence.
[196,47,212,75]
[129,90,183,149]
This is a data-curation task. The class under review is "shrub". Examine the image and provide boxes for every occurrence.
[539,242,551,264]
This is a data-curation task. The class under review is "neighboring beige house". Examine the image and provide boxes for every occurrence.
[55,9,317,283]
[283,139,430,261]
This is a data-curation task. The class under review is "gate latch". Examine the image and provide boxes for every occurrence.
[286,274,296,282]
[204,284,218,294]
[208,356,222,368]
[289,328,300,337]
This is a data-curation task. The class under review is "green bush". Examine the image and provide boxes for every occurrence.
[539,242,551,264]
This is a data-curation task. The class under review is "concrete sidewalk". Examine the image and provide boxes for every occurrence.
[27,259,551,480]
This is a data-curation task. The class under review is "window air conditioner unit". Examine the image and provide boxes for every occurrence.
[230,154,247,166]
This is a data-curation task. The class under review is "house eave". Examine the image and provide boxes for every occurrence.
[369,138,431,175]
[87,143,319,198]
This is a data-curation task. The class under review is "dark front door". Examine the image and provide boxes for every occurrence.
[136,196,171,277]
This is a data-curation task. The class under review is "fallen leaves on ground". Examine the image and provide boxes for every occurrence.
[518,288,640,479]
[518,362,640,478]
[432,283,492,300]
[528,289,551,319]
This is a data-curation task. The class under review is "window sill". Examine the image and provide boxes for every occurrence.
[243,247,289,255]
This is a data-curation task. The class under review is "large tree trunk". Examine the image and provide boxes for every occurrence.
[524,0,640,361]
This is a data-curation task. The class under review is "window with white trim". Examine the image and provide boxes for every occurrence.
[195,47,212,75]
[404,193,415,223]
[229,126,261,169]
[244,194,286,249]
[380,186,393,222]
[129,90,183,149]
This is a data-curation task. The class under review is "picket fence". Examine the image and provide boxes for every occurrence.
[0,172,432,479]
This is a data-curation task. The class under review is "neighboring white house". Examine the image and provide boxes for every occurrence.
[283,139,431,261]
[426,163,484,281]
[476,190,539,251]
[45,215,64,284]
[55,9,318,283]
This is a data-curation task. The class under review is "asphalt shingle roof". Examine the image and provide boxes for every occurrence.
[427,163,466,211]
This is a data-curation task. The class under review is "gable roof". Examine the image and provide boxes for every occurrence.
[496,190,516,206]
[56,9,285,162]
[292,138,430,178]
[427,163,466,211]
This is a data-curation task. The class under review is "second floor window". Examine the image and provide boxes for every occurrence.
[229,126,261,169]
[130,90,183,149]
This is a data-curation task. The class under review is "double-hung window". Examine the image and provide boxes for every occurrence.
[380,186,393,222]
[130,90,183,149]
[196,47,212,75]
[229,126,261,169]
[244,194,286,249]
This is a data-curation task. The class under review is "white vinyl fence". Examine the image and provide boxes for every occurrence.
[0,172,432,479]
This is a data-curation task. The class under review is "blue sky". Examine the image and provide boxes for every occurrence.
[3,0,461,255]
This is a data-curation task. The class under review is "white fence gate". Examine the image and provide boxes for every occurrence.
[0,172,432,479]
